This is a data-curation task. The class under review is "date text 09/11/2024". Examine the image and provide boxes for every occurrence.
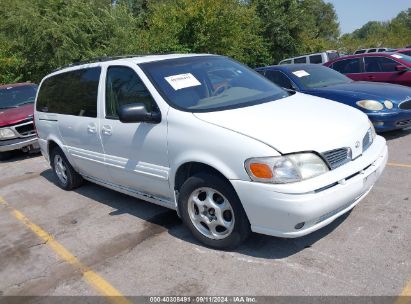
[149,296,257,303]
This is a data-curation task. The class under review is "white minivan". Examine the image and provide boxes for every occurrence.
[279,50,340,65]
[35,54,387,249]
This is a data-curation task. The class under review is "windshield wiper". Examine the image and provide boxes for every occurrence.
[17,100,35,106]
[0,106,18,109]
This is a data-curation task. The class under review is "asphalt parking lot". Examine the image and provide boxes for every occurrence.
[0,129,410,302]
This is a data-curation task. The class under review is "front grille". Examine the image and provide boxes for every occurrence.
[322,148,351,170]
[362,128,373,152]
[396,119,411,127]
[399,100,411,110]
[15,122,35,137]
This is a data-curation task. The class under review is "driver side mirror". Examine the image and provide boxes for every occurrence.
[118,103,161,124]
[396,65,409,73]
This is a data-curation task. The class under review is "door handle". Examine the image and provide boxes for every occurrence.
[367,75,376,80]
[87,123,97,134]
[102,125,112,136]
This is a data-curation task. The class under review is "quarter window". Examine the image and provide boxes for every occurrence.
[36,67,101,117]
[331,58,361,74]
[105,66,156,119]
[364,57,398,72]
[309,55,323,64]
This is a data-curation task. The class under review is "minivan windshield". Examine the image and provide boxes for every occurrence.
[140,56,288,112]
[0,85,38,109]
[289,66,352,89]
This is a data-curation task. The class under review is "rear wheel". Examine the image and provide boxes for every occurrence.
[50,147,83,190]
[178,173,251,249]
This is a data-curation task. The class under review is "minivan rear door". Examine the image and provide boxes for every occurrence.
[37,67,111,182]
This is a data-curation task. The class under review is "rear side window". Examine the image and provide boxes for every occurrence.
[294,57,307,64]
[331,58,361,74]
[364,57,398,72]
[37,67,101,117]
[309,55,323,64]
[105,66,156,119]
[378,48,386,52]
[368,49,377,53]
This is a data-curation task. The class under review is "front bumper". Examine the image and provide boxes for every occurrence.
[231,136,388,238]
[0,136,39,152]
[368,111,411,132]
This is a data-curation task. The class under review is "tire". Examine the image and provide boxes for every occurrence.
[178,173,251,250]
[50,147,83,190]
[0,151,13,161]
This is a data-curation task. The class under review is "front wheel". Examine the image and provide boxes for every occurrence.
[178,173,251,249]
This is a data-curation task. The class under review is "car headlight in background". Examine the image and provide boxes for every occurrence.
[384,100,394,109]
[245,153,329,184]
[0,128,17,140]
[356,100,384,111]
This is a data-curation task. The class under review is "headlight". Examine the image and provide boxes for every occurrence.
[369,120,376,140]
[384,100,394,109]
[0,128,16,139]
[245,153,329,184]
[356,100,384,111]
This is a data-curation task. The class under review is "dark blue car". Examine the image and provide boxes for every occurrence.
[256,64,411,132]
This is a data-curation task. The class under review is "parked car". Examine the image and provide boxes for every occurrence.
[354,48,397,54]
[0,82,39,160]
[395,48,411,57]
[279,50,340,65]
[35,54,387,249]
[256,64,411,132]
[325,53,411,87]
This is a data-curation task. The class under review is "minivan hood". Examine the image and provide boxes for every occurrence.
[194,92,369,155]
[0,104,34,127]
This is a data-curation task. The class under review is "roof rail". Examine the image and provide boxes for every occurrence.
[52,54,144,72]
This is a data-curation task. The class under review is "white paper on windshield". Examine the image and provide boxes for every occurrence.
[292,70,310,78]
[391,54,403,59]
[165,73,201,90]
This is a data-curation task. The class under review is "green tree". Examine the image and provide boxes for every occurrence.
[144,0,271,67]
[251,0,340,63]
[0,0,144,83]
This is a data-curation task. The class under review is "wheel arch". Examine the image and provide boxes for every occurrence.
[174,161,231,194]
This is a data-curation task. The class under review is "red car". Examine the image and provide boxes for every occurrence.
[396,48,411,57]
[325,53,411,87]
[0,83,39,160]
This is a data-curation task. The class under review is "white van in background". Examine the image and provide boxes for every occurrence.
[354,48,397,54]
[279,50,340,65]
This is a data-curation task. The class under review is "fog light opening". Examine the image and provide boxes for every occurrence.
[295,222,305,230]
[373,121,384,127]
